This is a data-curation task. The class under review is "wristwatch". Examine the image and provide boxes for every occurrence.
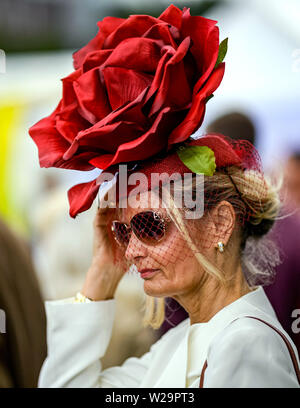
[74,292,94,303]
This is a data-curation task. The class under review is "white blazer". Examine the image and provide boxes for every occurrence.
[38,286,300,388]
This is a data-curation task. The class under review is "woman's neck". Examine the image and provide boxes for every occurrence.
[174,263,252,325]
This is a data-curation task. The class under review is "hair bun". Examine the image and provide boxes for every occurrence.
[246,217,275,239]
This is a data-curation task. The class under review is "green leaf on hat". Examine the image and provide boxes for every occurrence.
[215,37,228,68]
[176,145,216,176]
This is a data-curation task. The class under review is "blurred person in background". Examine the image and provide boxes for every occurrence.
[206,111,256,145]
[0,217,47,387]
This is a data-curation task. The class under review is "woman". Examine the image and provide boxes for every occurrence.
[28,5,300,387]
[37,134,300,388]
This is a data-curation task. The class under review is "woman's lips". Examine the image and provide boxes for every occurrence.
[139,269,159,279]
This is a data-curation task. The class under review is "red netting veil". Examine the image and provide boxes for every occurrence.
[101,133,270,278]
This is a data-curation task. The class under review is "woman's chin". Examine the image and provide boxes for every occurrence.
[143,280,171,298]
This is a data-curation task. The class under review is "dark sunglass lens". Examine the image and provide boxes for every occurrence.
[131,211,165,243]
[112,222,130,246]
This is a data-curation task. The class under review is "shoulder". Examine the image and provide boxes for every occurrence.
[210,316,293,360]
[205,316,300,387]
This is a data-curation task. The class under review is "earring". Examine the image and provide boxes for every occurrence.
[217,241,224,253]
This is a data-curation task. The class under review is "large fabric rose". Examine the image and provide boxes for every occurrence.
[29,4,226,217]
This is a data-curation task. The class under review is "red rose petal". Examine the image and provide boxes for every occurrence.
[56,102,90,144]
[81,86,149,131]
[29,103,69,168]
[103,66,153,111]
[181,9,219,86]
[29,101,97,171]
[62,138,79,161]
[89,154,114,170]
[142,23,178,49]
[167,62,225,146]
[103,15,159,49]
[111,100,149,129]
[55,152,98,171]
[73,67,111,124]
[149,36,192,116]
[193,27,220,94]
[61,69,82,108]
[158,4,183,29]
[105,107,174,167]
[82,49,113,73]
[68,178,100,218]
[104,37,162,72]
[73,16,124,69]
[145,47,175,104]
[65,121,144,157]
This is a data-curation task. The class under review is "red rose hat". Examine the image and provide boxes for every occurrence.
[29,4,227,217]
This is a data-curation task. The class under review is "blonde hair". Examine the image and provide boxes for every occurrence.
[142,166,282,329]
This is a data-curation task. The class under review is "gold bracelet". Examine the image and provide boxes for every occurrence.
[74,292,93,303]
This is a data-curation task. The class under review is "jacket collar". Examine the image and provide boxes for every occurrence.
[151,286,278,388]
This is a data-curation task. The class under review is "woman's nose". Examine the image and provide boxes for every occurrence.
[125,231,148,262]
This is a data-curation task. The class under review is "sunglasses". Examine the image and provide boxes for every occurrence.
[111,211,171,247]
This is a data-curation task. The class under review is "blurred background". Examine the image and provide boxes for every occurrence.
[0,0,300,384]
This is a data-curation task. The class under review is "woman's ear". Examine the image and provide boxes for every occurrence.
[210,200,236,247]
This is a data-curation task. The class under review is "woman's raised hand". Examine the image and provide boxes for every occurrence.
[81,199,127,301]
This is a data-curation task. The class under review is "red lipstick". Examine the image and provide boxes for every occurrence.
[139,269,159,279]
